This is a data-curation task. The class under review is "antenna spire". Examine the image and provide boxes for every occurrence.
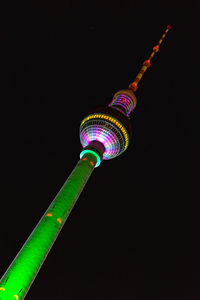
[128,25,172,92]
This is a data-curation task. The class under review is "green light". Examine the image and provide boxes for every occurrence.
[0,152,97,300]
[80,149,101,167]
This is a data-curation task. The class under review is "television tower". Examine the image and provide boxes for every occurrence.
[0,25,171,300]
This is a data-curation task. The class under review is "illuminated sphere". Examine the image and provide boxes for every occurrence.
[80,106,132,160]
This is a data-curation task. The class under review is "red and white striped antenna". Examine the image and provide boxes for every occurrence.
[128,25,172,92]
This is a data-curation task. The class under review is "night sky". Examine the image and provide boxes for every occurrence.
[0,1,200,299]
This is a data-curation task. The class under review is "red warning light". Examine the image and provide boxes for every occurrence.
[143,60,151,67]
[153,45,159,52]
[129,82,138,91]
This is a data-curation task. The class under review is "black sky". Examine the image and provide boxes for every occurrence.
[0,0,200,299]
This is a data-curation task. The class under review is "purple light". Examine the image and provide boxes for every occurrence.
[80,125,121,160]
[109,93,134,116]
[80,116,127,160]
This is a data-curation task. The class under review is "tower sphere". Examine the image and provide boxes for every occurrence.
[80,90,135,161]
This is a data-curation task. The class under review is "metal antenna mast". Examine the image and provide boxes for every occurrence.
[129,25,172,92]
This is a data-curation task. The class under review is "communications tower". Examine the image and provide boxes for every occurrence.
[0,25,171,300]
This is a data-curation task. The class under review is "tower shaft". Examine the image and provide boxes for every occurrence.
[0,152,97,300]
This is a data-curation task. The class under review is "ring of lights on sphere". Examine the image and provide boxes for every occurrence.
[80,112,130,160]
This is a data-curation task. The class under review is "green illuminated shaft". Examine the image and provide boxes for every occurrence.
[0,152,97,300]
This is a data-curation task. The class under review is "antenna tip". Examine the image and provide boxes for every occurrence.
[167,24,172,30]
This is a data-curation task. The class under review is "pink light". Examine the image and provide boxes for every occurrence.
[109,94,133,116]
[80,120,125,160]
